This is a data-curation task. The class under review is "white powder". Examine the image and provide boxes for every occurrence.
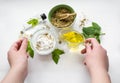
[35,33,54,51]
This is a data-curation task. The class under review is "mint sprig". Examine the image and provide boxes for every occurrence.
[82,22,104,43]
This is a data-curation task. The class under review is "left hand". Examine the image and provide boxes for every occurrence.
[7,38,29,79]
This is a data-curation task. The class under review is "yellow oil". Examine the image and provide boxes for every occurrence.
[61,31,84,48]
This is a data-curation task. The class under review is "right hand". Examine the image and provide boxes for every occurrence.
[81,38,109,75]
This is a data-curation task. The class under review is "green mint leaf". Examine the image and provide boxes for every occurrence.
[52,54,60,64]
[52,49,64,64]
[82,26,95,35]
[27,19,38,27]
[82,22,103,43]
[92,22,101,31]
[27,41,34,58]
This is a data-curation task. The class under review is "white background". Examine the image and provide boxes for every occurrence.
[0,0,120,83]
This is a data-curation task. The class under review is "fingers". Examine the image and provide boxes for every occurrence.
[9,38,28,53]
[19,38,28,52]
[85,38,99,48]
[81,43,91,55]
[9,38,24,52]
[81,38,98,54]
[81,48,86,54]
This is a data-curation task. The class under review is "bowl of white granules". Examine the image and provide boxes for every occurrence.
[31,29,56,55]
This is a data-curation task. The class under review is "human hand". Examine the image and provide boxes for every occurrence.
[7,38,28,79]
[81,38,109,75]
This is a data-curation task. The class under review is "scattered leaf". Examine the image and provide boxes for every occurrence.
[52,49,64,64]
[26,41,34,58]
[27,19,38,27]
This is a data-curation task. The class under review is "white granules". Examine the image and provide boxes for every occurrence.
[35,33,54,51]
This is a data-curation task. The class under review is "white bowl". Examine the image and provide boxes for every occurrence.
[31,29,56,55]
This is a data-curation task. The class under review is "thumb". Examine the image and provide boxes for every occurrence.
[20,38,28,52]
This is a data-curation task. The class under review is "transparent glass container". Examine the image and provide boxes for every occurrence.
[59,27,85,48]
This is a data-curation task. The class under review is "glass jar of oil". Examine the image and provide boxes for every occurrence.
[59,27,85,48]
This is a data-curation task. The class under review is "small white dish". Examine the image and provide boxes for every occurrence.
[31,29,56,55]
